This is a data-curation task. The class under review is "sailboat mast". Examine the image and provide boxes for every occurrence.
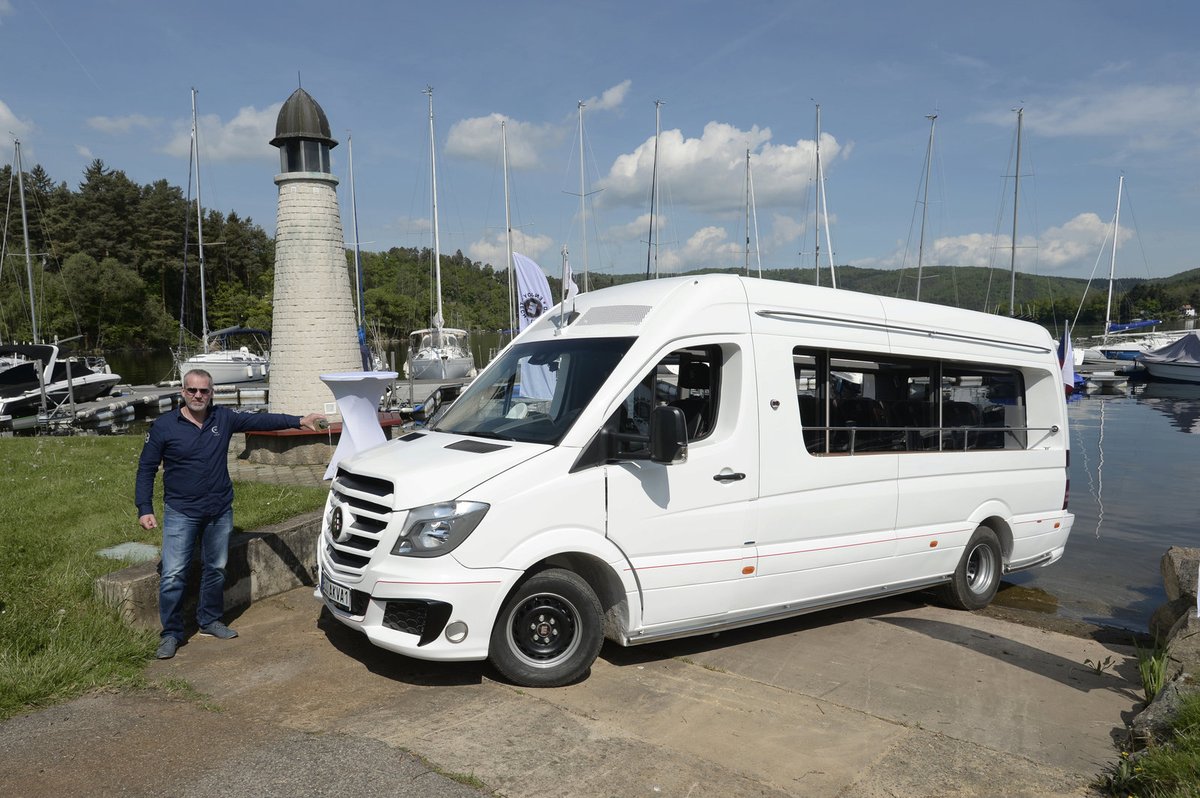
[14,140,38,343]
[744,149,751,276]
[645,100,662,279]
[1103,175,1124,338]
[813,105,822,285]
[502,120,515,336]
[577,101,589,292]
[426,86,444,332]
[813,104,837,289]
[915,113,937,302]
[748,152,762,278]
[1009,107,1023,317]
[348,133,365,331]
[191,88,209,350]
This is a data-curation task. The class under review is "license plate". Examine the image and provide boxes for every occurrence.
[321,576,352,612]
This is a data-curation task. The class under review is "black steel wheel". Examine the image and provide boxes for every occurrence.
[488,568,604,687]
[941,525,1002,610]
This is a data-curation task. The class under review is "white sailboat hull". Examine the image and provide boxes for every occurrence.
[182,348,270,384]
[408,349,473,381]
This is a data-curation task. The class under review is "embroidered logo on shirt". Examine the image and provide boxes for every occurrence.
[211,426,219,436]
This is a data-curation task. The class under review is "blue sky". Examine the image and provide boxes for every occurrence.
[2,0,1198,284]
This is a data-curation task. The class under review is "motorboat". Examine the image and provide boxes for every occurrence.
[0,343,121,419]
[1137,331,1200,384]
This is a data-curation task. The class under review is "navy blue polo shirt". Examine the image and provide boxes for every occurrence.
[135,405,302,518]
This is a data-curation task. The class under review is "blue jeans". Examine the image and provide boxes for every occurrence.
[159,503,234,640]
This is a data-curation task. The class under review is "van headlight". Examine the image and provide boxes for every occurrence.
[391,501,489,557]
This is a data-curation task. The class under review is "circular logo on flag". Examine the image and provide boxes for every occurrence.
[521,294,545,322]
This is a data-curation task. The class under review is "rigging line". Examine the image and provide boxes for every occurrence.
[982,121,1020,312]
[1119,183,1155,279]
[1070,210,1115,331]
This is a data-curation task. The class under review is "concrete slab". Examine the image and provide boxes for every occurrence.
[0,588,1141,797]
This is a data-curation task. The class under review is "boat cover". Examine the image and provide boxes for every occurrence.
[1139,331,1200,365]
[1107,319,1163,333]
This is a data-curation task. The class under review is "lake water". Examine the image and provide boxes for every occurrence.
[103,348,1200,633]
[1005,381,1200,631]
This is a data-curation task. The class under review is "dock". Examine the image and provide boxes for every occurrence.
[1,375,471,435]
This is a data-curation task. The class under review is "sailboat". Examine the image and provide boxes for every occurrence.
[176,88,270,385]
[1,140,119,426]
[406,87,474,381]
[1076,176,1179,367]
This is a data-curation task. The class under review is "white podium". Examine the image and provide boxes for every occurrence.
[320,371,398,480]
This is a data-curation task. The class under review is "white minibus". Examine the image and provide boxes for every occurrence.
[317,275,1073,687]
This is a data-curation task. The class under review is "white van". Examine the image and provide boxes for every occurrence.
[316,275,1073,687]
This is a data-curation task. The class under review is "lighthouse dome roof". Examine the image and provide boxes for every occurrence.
[270,88,337,148]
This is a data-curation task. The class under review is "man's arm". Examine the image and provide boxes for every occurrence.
[232,410,327,433]
[135,426,164,529]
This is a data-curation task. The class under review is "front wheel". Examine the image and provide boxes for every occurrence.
[941,526,1002,610]
[488,568,604,687]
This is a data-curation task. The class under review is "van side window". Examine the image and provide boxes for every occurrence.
[794,347,1026,455]
[611,345,722,455]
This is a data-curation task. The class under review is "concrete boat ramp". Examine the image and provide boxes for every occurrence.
[0,589,1140,797]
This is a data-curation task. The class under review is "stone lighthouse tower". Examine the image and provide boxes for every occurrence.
[268,88,361,416]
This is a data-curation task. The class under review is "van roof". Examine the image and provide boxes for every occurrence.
[523,274,1053,358]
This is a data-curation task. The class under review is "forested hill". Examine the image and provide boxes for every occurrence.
[3,159,1198,350]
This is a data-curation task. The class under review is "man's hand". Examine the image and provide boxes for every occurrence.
[139,514,158,530]
[300,413,328,431]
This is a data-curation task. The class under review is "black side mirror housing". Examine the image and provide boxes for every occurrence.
[650,405,688,464]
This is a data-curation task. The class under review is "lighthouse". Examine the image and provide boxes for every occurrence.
[267,87,361,417]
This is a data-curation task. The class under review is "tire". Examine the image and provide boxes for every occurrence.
[488,568,604,687]
[941,526,1002,611]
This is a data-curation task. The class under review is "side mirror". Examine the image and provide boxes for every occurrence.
[650,405,688,464]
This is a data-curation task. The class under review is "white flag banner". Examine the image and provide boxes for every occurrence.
[514,252,553,330]
[512,252,556,399]
[563,257,579,301]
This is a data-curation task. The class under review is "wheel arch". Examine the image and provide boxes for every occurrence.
[494,534,633,643]
[969,503,1014,563]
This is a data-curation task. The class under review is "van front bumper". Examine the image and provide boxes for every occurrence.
[315,540,514,662]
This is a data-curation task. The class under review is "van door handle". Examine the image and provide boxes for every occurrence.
[713,472,746,482]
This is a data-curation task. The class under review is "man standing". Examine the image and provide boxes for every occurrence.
[136,369,325,659]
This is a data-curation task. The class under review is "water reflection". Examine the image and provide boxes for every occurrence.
[1008,380,1200,631]
[1136,381,1200,434]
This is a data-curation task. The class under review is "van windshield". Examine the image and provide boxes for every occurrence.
[433,337,635,445]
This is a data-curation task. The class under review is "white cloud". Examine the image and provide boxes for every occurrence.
[164,103,281,161]
[862,211,1127,275]
[656,225,744,274]
[975,84,1200,152]
[75,144,94,160]
[87,114,158,134]
[445,113,564,169]
[583,80,631,112]
[597,121,844,215]
[0,1,12,22]
[468,229,555,268]
[0,98,33,139]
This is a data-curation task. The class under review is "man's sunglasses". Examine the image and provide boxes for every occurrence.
[183,387,212,395]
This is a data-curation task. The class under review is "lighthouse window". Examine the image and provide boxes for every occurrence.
[303,140,321,171]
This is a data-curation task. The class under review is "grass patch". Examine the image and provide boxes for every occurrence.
[0,434,328,720]
[1098,690,1200,797]
[1137,637,1171,704]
